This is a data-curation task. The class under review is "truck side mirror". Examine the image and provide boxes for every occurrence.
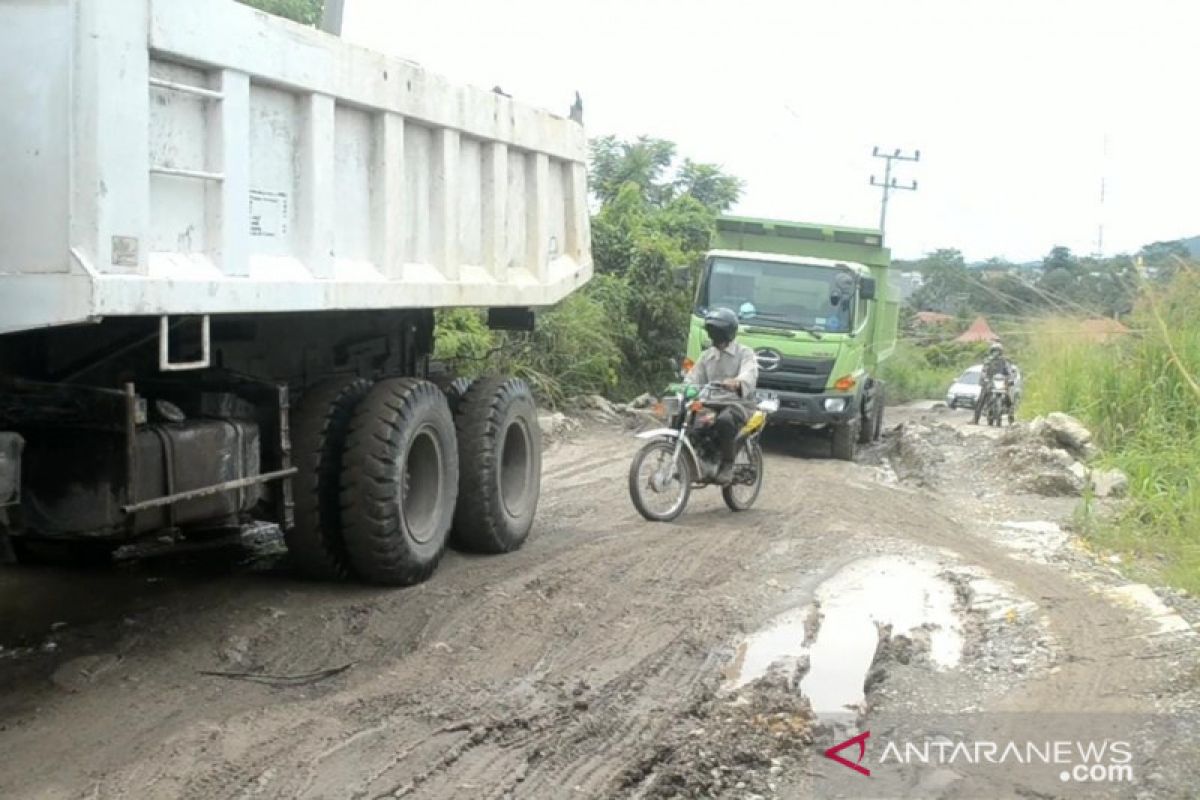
[673,265,691,289]
[860,277,877,301]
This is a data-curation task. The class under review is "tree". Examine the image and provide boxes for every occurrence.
[236,0,323,25]
[1042,245,1078,274]
[1138,239,1190,266]
[909,249,969,312]
[590,136,677,207]
[673,159,744,213]
[1138,239,1192,282]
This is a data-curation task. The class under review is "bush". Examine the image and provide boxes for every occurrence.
[1020,271,1200,592]
[879,341,965,403]
[500,282,629,408]
[432,280,630,409]
[433,309,494,378]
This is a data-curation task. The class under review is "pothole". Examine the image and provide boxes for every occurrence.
[725,557,965,720]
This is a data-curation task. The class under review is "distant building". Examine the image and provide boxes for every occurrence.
[913,311,954,327]
[1078,318,1130,343]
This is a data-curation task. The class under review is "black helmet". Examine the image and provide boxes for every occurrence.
[704,307,739,347]
[988,342,1004,356]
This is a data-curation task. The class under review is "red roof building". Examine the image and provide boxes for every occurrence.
[914,311,955,326]
[954,316,1000,343]
[1078,318,1131,343]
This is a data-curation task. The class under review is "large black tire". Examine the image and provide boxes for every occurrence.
[857,392,875,445]
[722,441,764,511]
[443,377,473,415]
[872,385,886,441]
[286,377,373,581]
[450,377,542,553]
[339,379,459,585]
[10,538,115,567]
[831,420,858,461]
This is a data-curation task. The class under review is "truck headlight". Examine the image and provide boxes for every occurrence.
[823,397,847,413]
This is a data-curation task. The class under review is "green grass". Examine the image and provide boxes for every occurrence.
[880,340,967,404]
[1019,272,1200,593]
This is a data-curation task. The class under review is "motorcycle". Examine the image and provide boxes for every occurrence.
[984,374,1015,426]
[628,383,779,521]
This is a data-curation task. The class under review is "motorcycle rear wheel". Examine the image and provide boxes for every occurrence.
[629,439,692,522]
[722,441,764,512]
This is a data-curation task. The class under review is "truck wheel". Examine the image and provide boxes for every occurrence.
[872,385,886,441]
[857,394,874,445]
[831,420,858,461]
[11,538,115,566]
[444,377,473,415]
[287,377,373,580]
[451,377,541,553]
[339,379,459,585]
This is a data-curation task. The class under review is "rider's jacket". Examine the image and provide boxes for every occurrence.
[982,354,1013,382]
[686,341,759,397]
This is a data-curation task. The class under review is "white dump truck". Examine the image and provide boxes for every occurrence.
[0,0,592,583]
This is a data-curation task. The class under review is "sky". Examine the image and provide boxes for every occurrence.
[343,0,1200,262]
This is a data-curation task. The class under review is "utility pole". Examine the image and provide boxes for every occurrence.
[321,0,346,36]
[1095,133,1109,258]
[870,147,920,239]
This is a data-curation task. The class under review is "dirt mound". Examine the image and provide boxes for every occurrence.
[996,419,1128,497]
[622,673,814,799]
[879,421,957,487]
[881,411,1126,499]
[993,437,1086,496]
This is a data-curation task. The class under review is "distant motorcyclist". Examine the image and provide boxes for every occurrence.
[685,307,759,484]
[974,342,1015,424]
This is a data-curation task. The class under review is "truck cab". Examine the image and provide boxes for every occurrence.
[686,216,899,460]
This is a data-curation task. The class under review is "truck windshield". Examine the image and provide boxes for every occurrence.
[696,256,855,333]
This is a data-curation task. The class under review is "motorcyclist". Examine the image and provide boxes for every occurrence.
[973,342,1015,424]
[685,307,759,484]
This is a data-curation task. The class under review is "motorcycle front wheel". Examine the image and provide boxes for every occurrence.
[722,441,764,511]
[629,439,692,522]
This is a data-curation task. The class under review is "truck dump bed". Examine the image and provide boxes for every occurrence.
[713,216,889,269]
[0,0,592,336]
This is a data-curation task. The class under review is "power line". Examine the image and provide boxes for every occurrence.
[869,147,920,239]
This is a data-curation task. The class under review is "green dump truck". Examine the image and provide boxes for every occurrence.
[685,215,899,461]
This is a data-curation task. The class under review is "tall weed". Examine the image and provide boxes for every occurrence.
[1019,270,1200,592]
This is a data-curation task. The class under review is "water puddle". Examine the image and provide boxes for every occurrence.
[726,557,964,719]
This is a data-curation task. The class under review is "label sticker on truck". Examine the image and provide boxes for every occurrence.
[249,190,289,238]
[111,236,139,267]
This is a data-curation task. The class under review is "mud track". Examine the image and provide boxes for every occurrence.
[0,406,1196,799]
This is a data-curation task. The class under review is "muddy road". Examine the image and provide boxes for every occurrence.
[1,405,1197,799]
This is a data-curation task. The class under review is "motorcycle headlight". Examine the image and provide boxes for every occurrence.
[660,396,682,418]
